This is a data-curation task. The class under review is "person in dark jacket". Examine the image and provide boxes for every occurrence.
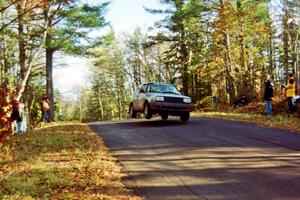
[10,100,24,134]
[264,75,274,116]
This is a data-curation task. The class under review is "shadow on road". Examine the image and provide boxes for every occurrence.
[125,119,189,127]
[90,117,190,127]
[91,117,300,200]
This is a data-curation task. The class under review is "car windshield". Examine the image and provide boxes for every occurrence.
[149,84,180,95]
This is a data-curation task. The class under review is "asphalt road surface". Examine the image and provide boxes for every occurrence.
[91,117,300,200]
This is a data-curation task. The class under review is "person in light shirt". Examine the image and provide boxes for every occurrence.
[40,94,51,123]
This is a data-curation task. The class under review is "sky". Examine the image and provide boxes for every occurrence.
[53,55,91,99]
[54,0,164,99]
[106,0,164,33]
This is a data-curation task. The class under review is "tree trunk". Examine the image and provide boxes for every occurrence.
[45,12,55,122]
[17,3,26,82]
[224,28,235,105]
[17,3,30,129]
[16,8,50,102]
[46,46,55,122]
[268,23,275,75]
[296,30,300,94]
[79,99,82,122]
[283,0,290,83]
[180,26,189,96]
[0,12,7,84]
[117,91,121,119]
[97,86,104,120]
[237,0,247,73]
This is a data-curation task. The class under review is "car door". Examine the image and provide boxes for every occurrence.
[131,86,140,111]
[138,84,148,111]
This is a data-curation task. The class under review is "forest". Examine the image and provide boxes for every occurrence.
[0,0,300,137]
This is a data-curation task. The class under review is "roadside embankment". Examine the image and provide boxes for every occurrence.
[0,123,142,200]
[193,112,300,133]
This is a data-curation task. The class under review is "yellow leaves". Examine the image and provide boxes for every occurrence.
[231,46,240,59]
[18,0,49,9]
[212,31,225,42]
[214,57,225,66]
[207,56,224,67]
[208,0,271,90]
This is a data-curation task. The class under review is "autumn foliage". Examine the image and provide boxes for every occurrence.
[0,82,12,143]
[0,124,142,199]
[17,0,49,8]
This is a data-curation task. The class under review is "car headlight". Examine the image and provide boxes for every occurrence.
[155,96,164,102]
[183,98,191,103]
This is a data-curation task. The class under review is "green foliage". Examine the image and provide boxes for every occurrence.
[47,2,109,55]
[145,0,208,96]
[1,0,299,123]
[76,30,128,122]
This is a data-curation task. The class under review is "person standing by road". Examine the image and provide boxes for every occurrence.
[211,84,218,111]
[10,100,24,135]
[40,94,51,123]
[264,75,274,116]
[285,74,296,113]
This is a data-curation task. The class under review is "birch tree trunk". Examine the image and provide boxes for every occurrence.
[97,86,104,120]
[16,17,49,102]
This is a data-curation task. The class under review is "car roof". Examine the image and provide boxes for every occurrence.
[145,82,171,85]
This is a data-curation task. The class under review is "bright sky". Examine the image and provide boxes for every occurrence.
[106,0,163,33]
[54,0,164,99]
[53,55,91,100]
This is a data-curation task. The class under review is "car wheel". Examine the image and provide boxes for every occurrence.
[129,104,137,118]
[180,112,190,122]
[144,103,153,119]
[161,113,168,120]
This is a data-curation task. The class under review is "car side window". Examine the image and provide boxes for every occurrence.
[140,84,147,93]
[145,84,149,93]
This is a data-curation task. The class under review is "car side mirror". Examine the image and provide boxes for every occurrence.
[140,89,145,93]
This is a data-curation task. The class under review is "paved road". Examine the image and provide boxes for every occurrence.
[91,117,300,200]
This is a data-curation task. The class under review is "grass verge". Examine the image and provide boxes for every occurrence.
[0,123,142,200]
[193,112,300,133]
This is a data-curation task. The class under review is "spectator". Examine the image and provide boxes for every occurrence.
[212,96,217,110]
[263,75,274,116]
[40,94,51,123]
[10,100,24,135]
[211,84,218,110]
[285,74,296,113]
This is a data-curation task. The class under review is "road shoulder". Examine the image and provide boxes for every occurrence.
[193,112,300,133]
[0,123,142,200]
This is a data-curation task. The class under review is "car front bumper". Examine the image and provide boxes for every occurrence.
[150,102,193,115]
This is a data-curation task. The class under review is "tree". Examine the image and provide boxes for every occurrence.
[146,0,206,96]
[124,28,170,90]
[204,0,272,105]
[43,1,109,121]
[86,30,128,121]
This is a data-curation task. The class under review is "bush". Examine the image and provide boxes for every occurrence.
[195,96,215,111]
[0,83,12,143]
[235,97,300,116]
[0,82,13,179]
